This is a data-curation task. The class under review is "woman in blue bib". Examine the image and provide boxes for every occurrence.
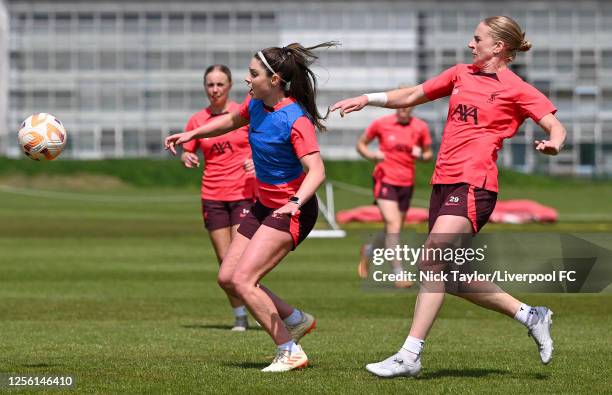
[165,41,336,372]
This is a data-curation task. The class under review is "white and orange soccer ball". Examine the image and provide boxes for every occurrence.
[17,113,67,161]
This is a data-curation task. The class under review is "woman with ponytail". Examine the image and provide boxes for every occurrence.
[165,41,337,372]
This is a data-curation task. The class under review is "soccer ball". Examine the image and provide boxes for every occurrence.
[18,113,67,161]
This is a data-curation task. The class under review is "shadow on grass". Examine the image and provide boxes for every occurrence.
[418,368,510,380]
[181,323,263,331]
[223,361,315,370]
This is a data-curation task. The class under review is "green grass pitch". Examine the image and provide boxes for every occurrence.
[0,176,611,393]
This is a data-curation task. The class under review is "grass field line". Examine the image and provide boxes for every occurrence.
[0,184,196,203]
[329,179,430,206]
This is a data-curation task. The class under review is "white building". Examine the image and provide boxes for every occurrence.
[2,0,612,175]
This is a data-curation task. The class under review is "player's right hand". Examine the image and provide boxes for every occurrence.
[372,150,385,162]
[329,95,369,117]
[181,152,200,168]
[164,132,192,155]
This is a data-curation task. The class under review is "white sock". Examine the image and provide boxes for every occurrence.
[277,340,299,353]
[514,303,538,326]
[283,309,302,326]
[233,306,247,317]
[399,336,424,362]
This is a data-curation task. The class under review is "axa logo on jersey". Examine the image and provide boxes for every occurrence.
[209,141,234,155]
[450,104,478,125]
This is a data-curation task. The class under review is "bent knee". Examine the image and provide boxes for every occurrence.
[217,272,234,291]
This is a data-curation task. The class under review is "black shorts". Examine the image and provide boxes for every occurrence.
[428,183,497,233]
[373,178,414,212]
[237,197,318,250]
[201,199,254,231]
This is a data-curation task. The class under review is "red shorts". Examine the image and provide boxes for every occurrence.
[237,197,318,250]
[201,199,254,231]
[373,178,414,212]
[428,183,497,233]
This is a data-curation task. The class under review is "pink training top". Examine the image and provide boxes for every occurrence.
[182,101,256,201]
[422,64,557,192]
[366,114,431,187]
[237,96,320,208]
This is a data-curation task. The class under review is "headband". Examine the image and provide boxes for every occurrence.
[257,51,291,90]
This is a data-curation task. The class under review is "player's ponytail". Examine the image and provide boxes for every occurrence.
[256,41,339,132]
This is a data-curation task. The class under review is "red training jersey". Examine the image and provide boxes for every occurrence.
[422,64,557,192]
[366,113,431,186]
[238,96,320,208]
[183,101,256,201]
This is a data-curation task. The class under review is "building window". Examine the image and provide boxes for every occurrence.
[100,13,117,33]
[123,13,140,33]
[32,90,50,109]
[9,91,25,110]
[189,51,208,70]
[145,130,162,154]
[10,52,25,70]
[168,13,185,33]
[78,83,96,110]
[191,13,207,33]
[236,12,252,32]
[78,13,95,33]
[55,91,73,109]
[77,51,96,70]
[123,129,141,153]
[32,51,50,70]
[123,52,141,70]
[167,51,185,70]
[145,91,162,110]
[146,13,162,33]
[100,87,117,110]
[100,51,117,70]
[555,50,573,73]
[145,51,162,70]
[258,12,276,30]
[212,12,230,32]
[532,50,550,69]
[10,13,27,34]
[123,90,140,110]
[32,13,49,33]
[212,51,230,67]
[555,10,573,32]
[439,11,458,32]
[189,90,204,110]
[167,90,185,110]
[54,13,72,33]
[53,51,72,70]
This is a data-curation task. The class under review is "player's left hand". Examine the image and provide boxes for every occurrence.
[534,139,561,156]
[273,202,299,217]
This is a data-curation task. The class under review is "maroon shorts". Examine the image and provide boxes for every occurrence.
[201,199,254,231]
[373,178,414,212]
[428,183,497,233]
[237,197,318,250]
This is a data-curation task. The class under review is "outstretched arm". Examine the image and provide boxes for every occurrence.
[330,85,430,117]
[534,113,566,156]
[164,111,248,155]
